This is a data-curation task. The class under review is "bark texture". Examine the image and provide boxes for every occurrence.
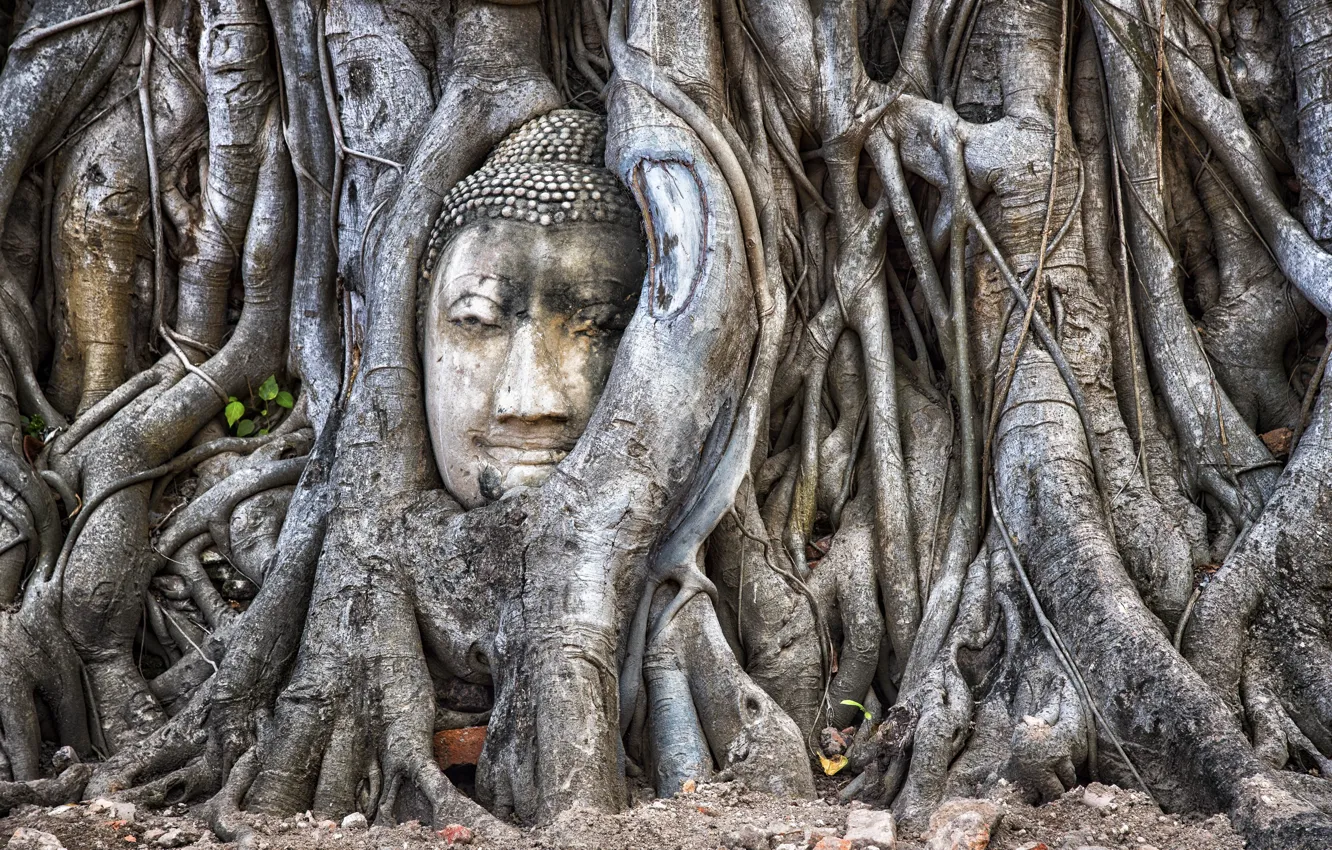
[0,0,1330,848]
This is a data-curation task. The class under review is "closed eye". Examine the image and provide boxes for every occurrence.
[447,293,504,330]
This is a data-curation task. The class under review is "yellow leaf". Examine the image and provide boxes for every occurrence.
[818,753,848,776]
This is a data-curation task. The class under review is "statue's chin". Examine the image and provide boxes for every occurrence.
[502,463,558,492]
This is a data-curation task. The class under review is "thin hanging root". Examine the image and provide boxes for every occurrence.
[0,533,27,559]
[958,173,1107,494]
[786,349,828,579]
[1292,340,1332,454]
[943,133,982,543]
[162,534,232,630]
[618,562,721,736]
[979,157,1086,509]
[983,0,1067,483]
[160,329,229,404]
[53,435,284,586]
[315,8,344,253]
[8,0,144,51]
[155,457,308,575]
[989,482,1155,803]
[0,306,66,430]
[139,0,166,341]
[49,367,165,459]
[0,450,62,583]
[39,470,79,518]
[869,138,955,354]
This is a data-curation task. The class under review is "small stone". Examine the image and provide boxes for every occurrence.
[340,813,367,831]
[726,826,768,850]
[681,779,697,793]
[925,799,1000,850]
[44,805,77,818]
[88,799,136,824]
[820,727,849,756]
[843,808,896,849]
[154,829,195,849]
[6,829,65,849]
[436,824,473,845]
[50,747,80,773]
[1081,787,1115,809]
[813,839,853,850]
[1260,427,1293,456]
[142,831,164,842]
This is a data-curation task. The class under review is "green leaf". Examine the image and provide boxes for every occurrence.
[840,699,872,721]
[261,408,268,417]
[258,428,269,436]
[258,375,280,401]
[225,400,246,427]
[275,390,294,409]
[236,419,256,437]
[228,396,239,403]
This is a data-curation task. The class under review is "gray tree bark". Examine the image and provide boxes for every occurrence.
[0,0,1330,848]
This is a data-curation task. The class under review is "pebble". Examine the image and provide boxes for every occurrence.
[5,828,65,850]
[340,813,368,830]
[925,799,1001,850]
[843,809,896,849]
[154,828,196,848]
[88,799,136,824]
[50,748,79,773]
[726,825,769,850]
[820,727,849,757]
[437,824,473,845]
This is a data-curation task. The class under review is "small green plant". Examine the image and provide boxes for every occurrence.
[840,699,873,722]
[225,375,294,437]
[20,413,45,439]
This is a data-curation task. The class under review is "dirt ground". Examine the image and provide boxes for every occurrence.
[1,779,1245,850]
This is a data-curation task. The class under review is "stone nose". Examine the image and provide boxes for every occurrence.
[492,321,571,424]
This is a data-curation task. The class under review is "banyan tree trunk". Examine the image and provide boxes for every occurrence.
[0,0,1330,848]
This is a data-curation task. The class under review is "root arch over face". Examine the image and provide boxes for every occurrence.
[0,0,1330,848]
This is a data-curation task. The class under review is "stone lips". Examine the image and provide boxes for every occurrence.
[422,110,642,284]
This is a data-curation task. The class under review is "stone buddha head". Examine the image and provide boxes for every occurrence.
[421,111,646,509]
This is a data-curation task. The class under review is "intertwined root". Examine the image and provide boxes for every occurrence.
[1,0,1332,847]
[0,581,87,783]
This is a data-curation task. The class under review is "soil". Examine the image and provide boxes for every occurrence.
[0,779,1246,850]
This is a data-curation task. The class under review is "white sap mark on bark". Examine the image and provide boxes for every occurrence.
[634,159,706,318]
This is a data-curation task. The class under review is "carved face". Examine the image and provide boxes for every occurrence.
[424,219,645,508]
